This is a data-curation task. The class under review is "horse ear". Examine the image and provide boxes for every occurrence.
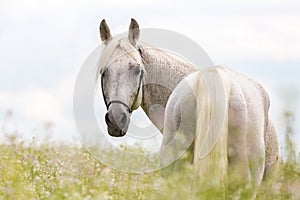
[100,19,112,42]
[128,18,140,46]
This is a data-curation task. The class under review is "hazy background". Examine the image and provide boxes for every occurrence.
[0,0,299,154]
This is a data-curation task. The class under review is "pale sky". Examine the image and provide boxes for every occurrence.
[0,0,299,154]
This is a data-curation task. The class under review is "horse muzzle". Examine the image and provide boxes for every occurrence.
[105,105,130,137]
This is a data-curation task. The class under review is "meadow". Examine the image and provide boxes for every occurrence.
[0,111,299,200]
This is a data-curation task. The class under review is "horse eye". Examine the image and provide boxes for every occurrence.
[134,67,141,75]
[129,64,141,75]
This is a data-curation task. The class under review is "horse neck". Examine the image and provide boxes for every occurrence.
[140,46,196,130]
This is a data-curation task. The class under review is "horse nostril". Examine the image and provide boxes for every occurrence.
[120,113,128,128]
[105,113,111,126]
[105,110,129,133]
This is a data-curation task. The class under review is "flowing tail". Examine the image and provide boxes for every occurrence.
[193,67,231,184]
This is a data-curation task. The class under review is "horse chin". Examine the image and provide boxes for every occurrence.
[107,127,127,137]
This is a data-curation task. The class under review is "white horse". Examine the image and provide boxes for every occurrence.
[97,19,278,187]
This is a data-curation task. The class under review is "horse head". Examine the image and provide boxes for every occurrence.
[99,19,144,137]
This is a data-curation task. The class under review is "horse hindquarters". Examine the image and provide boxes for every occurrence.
[227,91,252,183]
[227,76,267,194]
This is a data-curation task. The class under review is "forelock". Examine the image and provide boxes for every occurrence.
[98,35,143,72]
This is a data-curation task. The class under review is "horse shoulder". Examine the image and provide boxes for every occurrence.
[163,72,198,143]
[161,73,198,174]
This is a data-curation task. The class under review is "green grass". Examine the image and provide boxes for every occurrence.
[0,134,160,200]
[0,109,299,199]
[0,133,299,200]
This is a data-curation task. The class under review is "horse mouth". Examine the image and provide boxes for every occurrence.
[107,127,127,137]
